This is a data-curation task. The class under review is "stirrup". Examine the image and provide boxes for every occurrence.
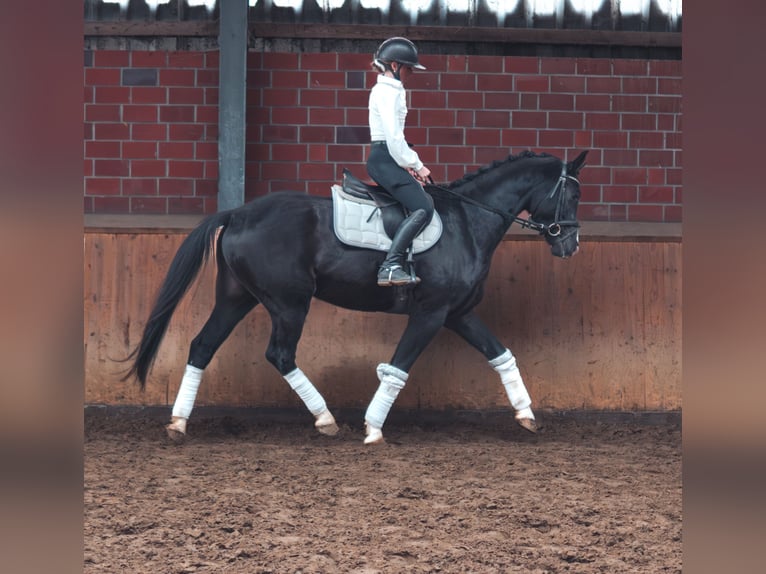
[377,264,420,287]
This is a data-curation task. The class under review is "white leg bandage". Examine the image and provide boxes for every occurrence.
[490,349,533,416]
[284,368,327,416]
[172,364,203,419]
[365,363,408,430]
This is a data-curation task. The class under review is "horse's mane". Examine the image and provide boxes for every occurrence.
[444,150,556,190]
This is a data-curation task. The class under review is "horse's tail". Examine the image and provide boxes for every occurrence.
[123,210,233,389]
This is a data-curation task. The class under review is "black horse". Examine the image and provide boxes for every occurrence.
[126,149,588,444]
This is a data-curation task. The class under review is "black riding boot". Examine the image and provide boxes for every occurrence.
[377,209,428,287]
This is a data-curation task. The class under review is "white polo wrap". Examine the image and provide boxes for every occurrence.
[172,364,203,419]
[284,367,327,416]
[490,349,532,413]
[364,363,408,430]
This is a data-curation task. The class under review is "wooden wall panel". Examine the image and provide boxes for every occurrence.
[85,232,681,411]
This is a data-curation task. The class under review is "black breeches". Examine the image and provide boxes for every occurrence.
[366,145,435,225]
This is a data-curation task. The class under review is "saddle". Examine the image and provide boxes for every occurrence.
[331,169,443,254]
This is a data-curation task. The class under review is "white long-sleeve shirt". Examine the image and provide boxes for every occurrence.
[368,75,424,171]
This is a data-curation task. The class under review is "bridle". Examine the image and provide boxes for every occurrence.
[426,162,580,238]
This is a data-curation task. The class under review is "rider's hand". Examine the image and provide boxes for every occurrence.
[415,165,431,182]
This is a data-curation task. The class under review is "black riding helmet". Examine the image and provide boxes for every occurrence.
[374,37,426,80]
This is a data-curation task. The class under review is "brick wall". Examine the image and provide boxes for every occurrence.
[84,50,681,222]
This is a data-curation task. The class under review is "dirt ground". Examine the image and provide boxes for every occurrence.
[84,411,681,573]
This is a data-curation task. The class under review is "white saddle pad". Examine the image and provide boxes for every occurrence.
[331,184,443,254]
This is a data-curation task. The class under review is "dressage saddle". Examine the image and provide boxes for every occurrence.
[341,168,412,240]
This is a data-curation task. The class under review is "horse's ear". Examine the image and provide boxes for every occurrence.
[568,150,588,175]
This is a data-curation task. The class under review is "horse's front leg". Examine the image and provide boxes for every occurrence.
[445,311,537,433]
[364,309,448,445]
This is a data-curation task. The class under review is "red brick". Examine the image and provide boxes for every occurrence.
[195,105,218,124]
[95,86,130,103]
[604,186,637,203]
[132,51,167,68]
[446,55,468,72]
[301,53,337,70]
[421,109,457,126]
[446,91,481,110]
[429,127,464,146]
[206,51,220,68]
[579,185,601,203]
[123,105,157,122]
[84,123,93,140]
[581,166,610,185]
[665,132,681,149]
[504,57,538,74]
[485,92,519,110]
[585,113,619,130]
[169,87,204,105]
[169,160,204,178]
[477,74,514,92]
[309,108,345,126]
[541,59,576,74]
[603,149,638,166]
[628,204,663,222]
[204,161,218,179]
[337,90,368,108]
[94,197,130,213]
[271,71,309,88]
[337,53,370,71]
[623,77,657,95]
[159,142,195,159]
[548,112,583,130]
[576,94,610,112]
[86,104,121,122]
[551,75,585,93]
[84,159,93,177]
[169,197,205,214]
[613,167,647,185]
[519,93,538,110]
[539,130,573,147]
[650,60,682,77]
[621,114,656,131]
[613,60,647,76]
[271,144,308,162]
[264,53,299,69]
[466,129,501,146]
[195,180,218,197]
[132,124,167,141]
[629,131,664,149]
[86,178,121,195]
[502,129,538,148]
[639,150,675,167]
[539,93,574,111]
[593,131,628,148]
[442,74,477,91]
[468,56,503,73]
[300,126,334,143]
[300,89,336,107]
[638,186,673,203]
[95,123,130,139]
[122,179,158,196]
[515,75,548,92]
[512,111,546,129]
[574,131,591,148]
[131,197,167,214]
[658,77,681,95]
[160,106,195,123]
[159,179,194,196]
[438,146,474,163]
[657,114,675,131]
[131,87,167,104]
[262,163,297,180]
[308,144,327,163]
[611,95,646,112]
[196,69,218,87]
[577,59,611,75]
[205,87,219,105]
[86,141,121,158]
[168,124,205,141]
[85,68,121,86]
[263,125,298,143]
[196,142,218,161]
[587,77,621,93]
[84,86,94,104]
[664,205,682,222]
[131,160,166,177]
[299,163,335,181]
[273,107,308,125]
[647,168,665,185]
[160,69,196,86]
[94,51,130,67]
[168,52,205,68]
[328,145,364,163]
[263,88,299,107]
[666,168,682,185]
[84,197,94,213]
[475,110,511,128]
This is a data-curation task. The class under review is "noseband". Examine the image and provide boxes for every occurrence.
[427,162,580,238]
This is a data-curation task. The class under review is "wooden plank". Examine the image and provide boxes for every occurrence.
[85,233,681,411]
[83,21,681,48]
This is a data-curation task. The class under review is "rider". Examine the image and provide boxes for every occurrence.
[367,37,434,287]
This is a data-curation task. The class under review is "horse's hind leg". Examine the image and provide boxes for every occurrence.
[166,261,258,441]
[263,302,338,436]
[445,311,537,433]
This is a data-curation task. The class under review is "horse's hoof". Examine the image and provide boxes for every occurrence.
[363,424,385,445]
[166,417,188,443]
[516,417,538,434]
[315,410,339,436]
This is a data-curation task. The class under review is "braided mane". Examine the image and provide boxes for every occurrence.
[446,150,555,189]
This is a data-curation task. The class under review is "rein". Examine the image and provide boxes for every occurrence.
[426,162,580,238]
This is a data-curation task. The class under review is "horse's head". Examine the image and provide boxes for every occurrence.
[526,150,588,258]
